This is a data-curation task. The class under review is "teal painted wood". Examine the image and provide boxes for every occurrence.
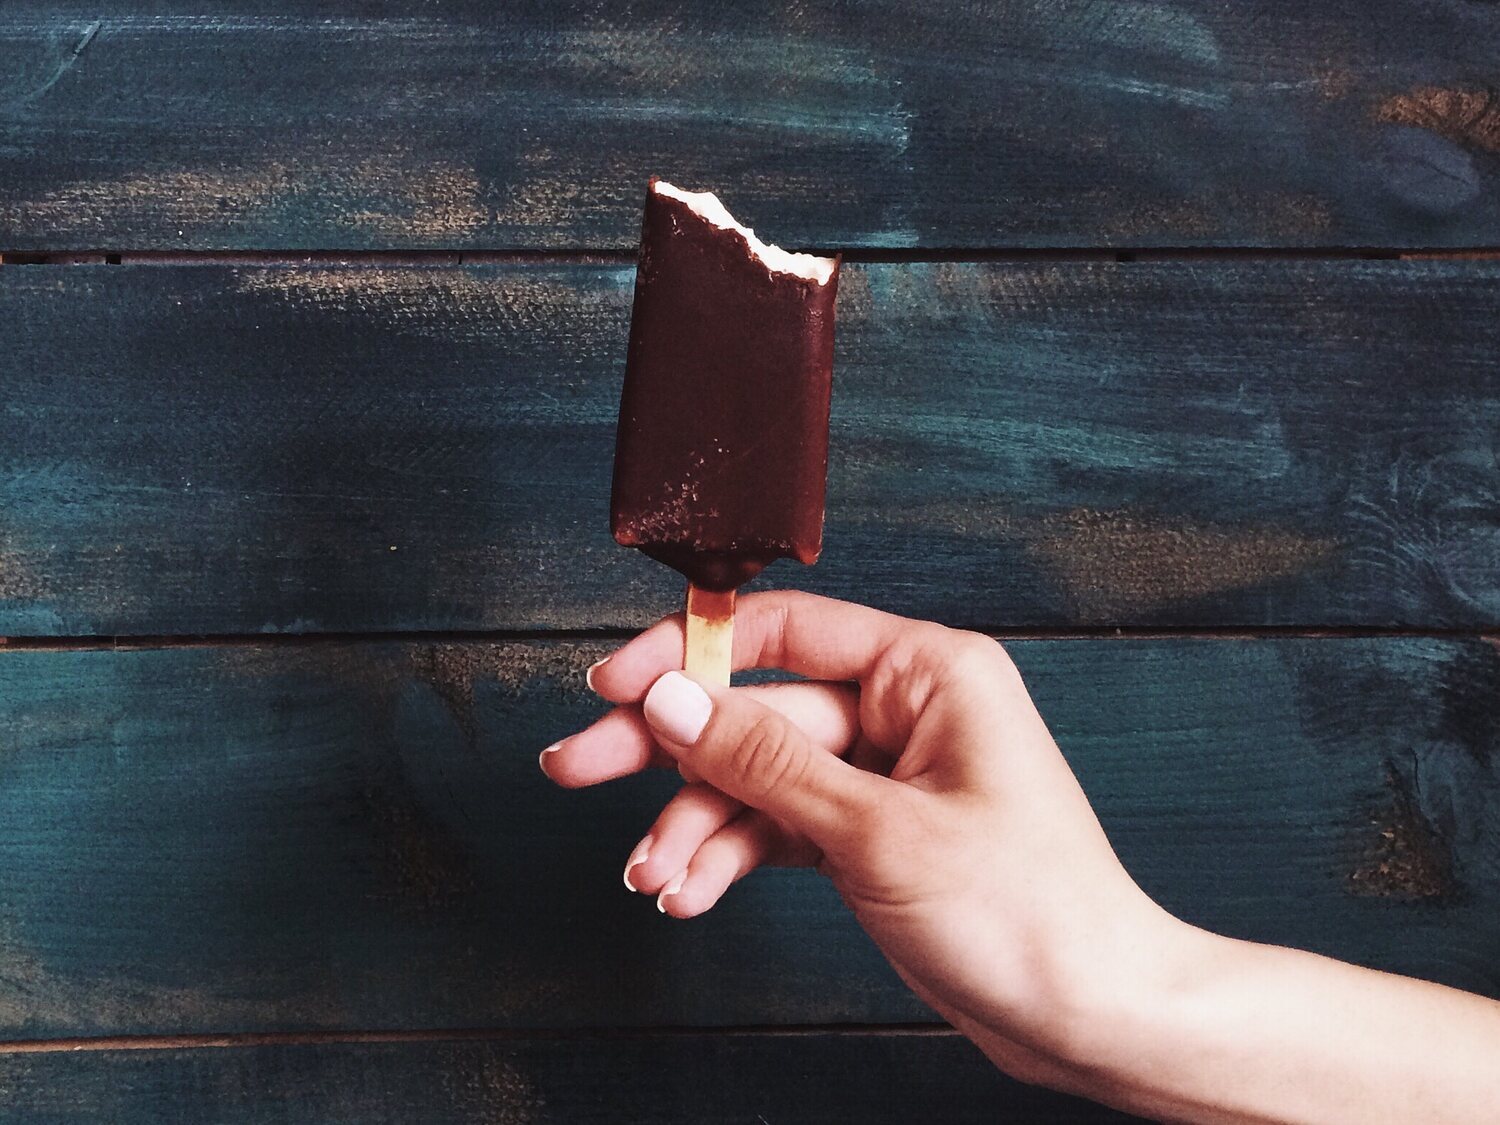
[1,262,1496,635]
[0,637,1494,1038]
[4,2,1500,249]
[0,1034,1143,1124]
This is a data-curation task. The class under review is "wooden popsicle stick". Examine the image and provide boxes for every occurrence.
[680,584,735,784]
[684,583,735,686]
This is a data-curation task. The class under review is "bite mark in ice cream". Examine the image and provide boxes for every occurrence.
[650,180,837,285]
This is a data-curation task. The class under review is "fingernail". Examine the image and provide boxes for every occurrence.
[538,742,561,776]
[643,672,712,745]
[656,870,686,914]
[585,657,609,693]
[623,835,652,892]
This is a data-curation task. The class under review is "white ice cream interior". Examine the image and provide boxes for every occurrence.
[653,180,836,286]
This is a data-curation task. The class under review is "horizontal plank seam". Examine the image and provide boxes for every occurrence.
[0,1023,961,1056]
[0,627,1494,652]
[5,247,1500,267]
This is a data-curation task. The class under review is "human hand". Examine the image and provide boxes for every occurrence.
[539,591,1181,1090]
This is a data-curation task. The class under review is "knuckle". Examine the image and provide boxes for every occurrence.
[729,711,806,798]
[872,623,948,687]
[941,629,1019,688]
[873,626,1012,711]
[948,628,1008,669]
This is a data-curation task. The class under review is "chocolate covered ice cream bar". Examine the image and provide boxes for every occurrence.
[611,179,840,683]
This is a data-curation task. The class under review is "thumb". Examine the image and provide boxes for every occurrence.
[642,671,885,848]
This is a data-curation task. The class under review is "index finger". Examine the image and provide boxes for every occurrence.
[590,590,917,703]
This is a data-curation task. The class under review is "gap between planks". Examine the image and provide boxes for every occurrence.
[4,247,1500,267]
[0,626,1494,654]
[0,1023,960,1057]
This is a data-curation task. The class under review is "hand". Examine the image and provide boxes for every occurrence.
[544,592,1500,1121]
[539,591,1178,1091]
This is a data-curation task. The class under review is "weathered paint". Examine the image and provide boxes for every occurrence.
[0,637,1494,1039]
[0,1034,1141,1124]
[1023,508,1338,621]
[1,261,1497,635]
[2,7,1497,1121]
[1377,87,1500,155]
[4,2,1500,247]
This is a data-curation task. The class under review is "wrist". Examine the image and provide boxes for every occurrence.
[1039,905,1224,1111]
[986,887,1500,1123]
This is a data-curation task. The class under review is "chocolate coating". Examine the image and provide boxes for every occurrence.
[610,182,839,592]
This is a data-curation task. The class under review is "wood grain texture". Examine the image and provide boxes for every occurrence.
[5,2,1500,249]
[1,262,1496,635]
[0,636,1495,1039]
[0,1034,1144,1124]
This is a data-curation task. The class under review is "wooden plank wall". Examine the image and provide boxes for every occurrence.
[1,262,1497,635]
[5,1,1500,249]
[2,3,1498,1122]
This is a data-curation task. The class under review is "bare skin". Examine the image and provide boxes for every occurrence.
[540,592,1500,1123]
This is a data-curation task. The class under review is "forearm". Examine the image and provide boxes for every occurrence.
[1079,923,1500,1124]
